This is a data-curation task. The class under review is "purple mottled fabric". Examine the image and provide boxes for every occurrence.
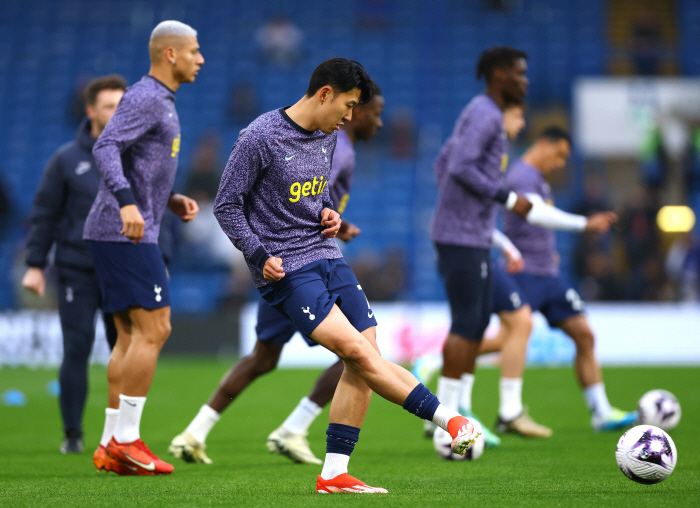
[430,94,508,249]
[84,76,181,244]
[503,159,558,277]
[214,108,342,288]
[328,129,355,215]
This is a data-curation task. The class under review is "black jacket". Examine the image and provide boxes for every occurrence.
[26,119,102,271]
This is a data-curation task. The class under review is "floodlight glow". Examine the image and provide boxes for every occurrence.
[656,206,696,233]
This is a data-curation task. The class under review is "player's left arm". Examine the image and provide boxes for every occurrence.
[168,193,199,222]
[491,229,523,273]
[319,174,341,238]
[524,194,617,233]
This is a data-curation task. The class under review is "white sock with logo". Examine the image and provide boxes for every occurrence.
[499,378,524,421]
[437,376,462,411]
[186,404,221,444]
[321,453,350,480]
[113,394,146,444]
[584,382,612,418]
[281,397,323,435]
[432,404,462,432]
[459,373,475,412]
[100,408,119,447]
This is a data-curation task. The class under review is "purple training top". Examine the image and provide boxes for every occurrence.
[430,94,508,249]
[503,159,558,277]
[214,108,342,288]
[84,76,180,244]
[328,129,355,215]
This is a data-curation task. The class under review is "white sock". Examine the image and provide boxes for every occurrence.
[100,408,119,447]
[437,376,462,411]
[499,378,523,421]
[321,453,350,480]
[584,382,612,418]
[432,403,461,432]
[281,397,323,435]
[185,404,221,444]
[113,394,146,444]
[459,373,475,412]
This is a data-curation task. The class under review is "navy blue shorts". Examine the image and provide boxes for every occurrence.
[256,298,319,347]
[512,272,584,327]
[258,258,377,340]
[88,241,170,313]
[435,243,492,342]
[490,266,528,314]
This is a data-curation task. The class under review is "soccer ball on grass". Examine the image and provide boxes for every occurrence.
[637,389,681,431]
[615,425,677,484]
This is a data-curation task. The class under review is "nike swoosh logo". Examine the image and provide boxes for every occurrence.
[125,455,155,471]
[285,155,296,161]
[123,400,137,407]
[368,311,374,319]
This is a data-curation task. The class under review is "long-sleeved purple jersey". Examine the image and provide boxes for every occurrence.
[503,159,558,277]
[84,76,180,244]
[214,108,342,288]
[430,94,508,249]
[328,129,355,215]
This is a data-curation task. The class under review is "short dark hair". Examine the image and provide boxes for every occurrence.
[538,126,571,146]
[476,46,528,82]
[305,58,374,105]
[83,74,127,106]
[504,98,526,111]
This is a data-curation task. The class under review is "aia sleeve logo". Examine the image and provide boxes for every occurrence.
[289,176,328,203]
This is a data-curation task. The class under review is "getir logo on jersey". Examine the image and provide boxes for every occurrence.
[171,134,181,158]
[289,176,328,203]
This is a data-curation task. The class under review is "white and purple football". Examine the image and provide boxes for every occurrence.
[615,425,677,484]
[638,390,681,431]
[433,422,485,461]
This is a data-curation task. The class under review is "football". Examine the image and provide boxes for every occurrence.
[433,421,485,461]
[615,425,677,484]
[638,390,681,430]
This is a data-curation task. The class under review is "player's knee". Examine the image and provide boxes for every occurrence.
[575,329,595,352]
[335,337,371,366]
[154,319,172,344]
[251,353,278,376]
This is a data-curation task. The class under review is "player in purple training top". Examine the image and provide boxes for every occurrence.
[213,58,479,494]
[83,20,204,476]
[168,82,384,466]
[430,47,532,444]
[502,127,637,432]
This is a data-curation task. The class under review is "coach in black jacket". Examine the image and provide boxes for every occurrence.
[22,75,127,454]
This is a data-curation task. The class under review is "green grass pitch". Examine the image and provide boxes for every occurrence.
[1,359,698,507]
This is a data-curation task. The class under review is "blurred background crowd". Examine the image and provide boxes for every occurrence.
[1,0,699,320]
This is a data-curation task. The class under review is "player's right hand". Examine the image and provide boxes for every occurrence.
[119,204,145,243]
[263,257,285,281]
[511,194,533,218]
[21,267,46,297]
[585,211,618,233]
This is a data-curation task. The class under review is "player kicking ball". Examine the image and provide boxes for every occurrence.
[213,58,479,493]
[169,81,384,466]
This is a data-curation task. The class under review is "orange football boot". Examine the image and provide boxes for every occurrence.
[93,445,137,475]
[106,437,174,475]
[447,416,481,456]
[316,473,388,494]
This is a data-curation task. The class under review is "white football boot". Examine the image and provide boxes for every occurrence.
[168,431,213,464]
[266,426,323,465]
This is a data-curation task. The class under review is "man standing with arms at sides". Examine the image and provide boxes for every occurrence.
[501,127,637,432]
[430,46,533,444]
[22,75,126,455]
[84,20,203,476]
[169,82,384,467]
[215,58,479,494]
